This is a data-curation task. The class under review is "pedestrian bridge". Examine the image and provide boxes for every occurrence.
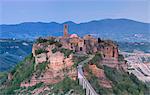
[77,55,99,95]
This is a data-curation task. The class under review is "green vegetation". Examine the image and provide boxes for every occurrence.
[118,54,124,62]
[90,53,102,64]
[84,64,113,95]
[52,77,85,95]
[0,54,35,94]
[27,82,44,91]
[72,55,88,67]
[103,65,148,95]
[34,61,48,79]
[55,41,62,47]
[60,48,73,58]
[52,48,57,53]
[11,54,35,85]
[52,47,73,58]
[35,49,48,55]
[0,72,7,85]
[84,60,148,95]
[36,37,60,46]
[36,62,48,72]
[36,37,48,43]
[90,53,103,68]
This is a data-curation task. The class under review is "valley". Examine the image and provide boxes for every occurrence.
[0,25,149,95]
[0,39,33,71]
[121,51,150,83]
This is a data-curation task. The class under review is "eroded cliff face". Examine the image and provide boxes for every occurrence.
[84,64,112,89]
[20,35,122,90]
[21,43,77,87]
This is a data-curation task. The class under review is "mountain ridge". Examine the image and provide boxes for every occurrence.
[0,18,149,42]
[1,18,149,25]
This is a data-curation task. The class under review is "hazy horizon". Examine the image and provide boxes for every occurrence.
[0,0,149,24]
[0,18,150,25]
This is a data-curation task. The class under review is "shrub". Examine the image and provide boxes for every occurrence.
[55,42,62,47]
[36,37,57,45]
[53,77,85,94]
[91,53,102,64]
[60,48,73,58]
[118,54,124,62]
[0,72,7,85]
[36,37,48,43]
[52,48,58,53]
[90,53,103,69]
[47,39,56,45]
[72,55,88,67]
[36,62,48,72]
[35,49,48,55]
[27,82,43,91]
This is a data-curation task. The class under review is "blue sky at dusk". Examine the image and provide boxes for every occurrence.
[0,0,149,24]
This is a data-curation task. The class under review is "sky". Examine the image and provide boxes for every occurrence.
[0,0,149,24]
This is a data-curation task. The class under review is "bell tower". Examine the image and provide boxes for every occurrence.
[64,24,68,38]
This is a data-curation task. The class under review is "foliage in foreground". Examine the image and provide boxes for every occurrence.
[52,77,85,95]
[103,65,148,95]
[84,61,149,95]
[0,54,35,94]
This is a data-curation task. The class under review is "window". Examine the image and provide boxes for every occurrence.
[98,38,101,43]
[80,47,83,51]
[112,47,115,57]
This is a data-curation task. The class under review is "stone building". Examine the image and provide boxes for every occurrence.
[32,24,119,66]
[58,24,119,61]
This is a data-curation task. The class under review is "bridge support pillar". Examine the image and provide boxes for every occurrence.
[86,87,90,95]
[83,79,86,89]
[79,78,82,85]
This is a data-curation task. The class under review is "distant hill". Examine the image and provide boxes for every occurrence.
[0,19,150,42]
[0,39,33,71]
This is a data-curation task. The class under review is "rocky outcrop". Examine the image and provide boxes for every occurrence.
[84,64,112,88]
[88,64,112,88]
[35,53,47,64]
[8,73,13,81]
[21,43,77,87]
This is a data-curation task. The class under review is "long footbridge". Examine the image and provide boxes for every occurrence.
[76,55,99,95]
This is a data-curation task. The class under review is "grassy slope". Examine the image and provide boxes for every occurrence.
[84,53,149,95]
[0,51,85,94]
[0,54,35,94]
[104,65,148,95]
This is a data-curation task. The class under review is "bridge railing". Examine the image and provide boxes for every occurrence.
[78,65,99,95]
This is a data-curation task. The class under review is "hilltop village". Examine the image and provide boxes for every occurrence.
[4,24,148,95]
[33,24,119,65]
[20,24,123,87]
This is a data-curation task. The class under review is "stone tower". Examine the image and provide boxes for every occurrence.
[64,24,68,38]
